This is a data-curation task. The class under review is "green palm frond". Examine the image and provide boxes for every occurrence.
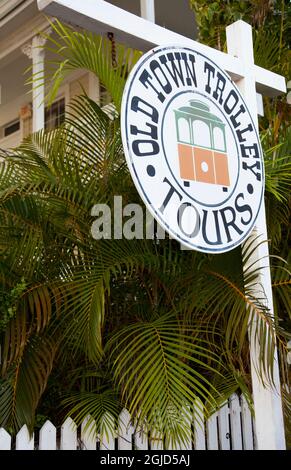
[272,253,291,329]
[264,140,291,203]
[1,284,57,374]
[107,313,237,439]
[206,238,280,384]
[65,94,126,186]
[262,127,291,249]
[0,18,290,441]
[61,390,121,438]
[29,19,142,112]
[254,28,290,76]
[0,334,57,432]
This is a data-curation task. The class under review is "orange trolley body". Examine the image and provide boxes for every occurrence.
[174,100,230,191]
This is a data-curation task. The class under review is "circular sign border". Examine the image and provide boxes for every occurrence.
[121,44,265,253]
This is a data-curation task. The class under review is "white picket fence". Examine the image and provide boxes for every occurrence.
[0,394,256,450]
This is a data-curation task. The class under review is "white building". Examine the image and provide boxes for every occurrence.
[0,0,196,150]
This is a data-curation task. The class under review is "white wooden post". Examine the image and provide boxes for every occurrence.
[140,0,155,23]
[226,20,286,450]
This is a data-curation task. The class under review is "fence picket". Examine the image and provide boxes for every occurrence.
[229,394,242,450]
[150,430,163,450]
[61,417,77,450]
[100,412,115,450]
[118,408,133,450]
[206,411,218,450]
[241,395,254,450]
[39,420,56,450]
[0,393,255,451]
[166,406,192,450]
[81,415,96,450]
[194,398,206,450]
[16,425,34,450]
[218,402,230,450]
[0,428,12,450]
[134,421,148,450]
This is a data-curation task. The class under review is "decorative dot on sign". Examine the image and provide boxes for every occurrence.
[247,184,254,194]
[147,165,156,177]
[201,161,208,173]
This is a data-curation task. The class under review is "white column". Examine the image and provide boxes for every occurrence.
[226,20,286,450]
[22,30,51,132]
[140,0,155,23]
[88,72,100,103]
[32,35,45,132]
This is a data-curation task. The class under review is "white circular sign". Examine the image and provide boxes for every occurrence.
[121,45,264,253]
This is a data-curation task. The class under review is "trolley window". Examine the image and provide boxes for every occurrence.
[213,127,225,152]
[178,118,191,144]
[192,120,211,148]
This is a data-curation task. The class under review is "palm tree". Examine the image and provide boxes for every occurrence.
[0,19,290,446]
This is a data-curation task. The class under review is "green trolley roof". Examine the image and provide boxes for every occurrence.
[174,100,224,126]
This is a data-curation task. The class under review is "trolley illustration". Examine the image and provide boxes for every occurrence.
[174,100,230,191]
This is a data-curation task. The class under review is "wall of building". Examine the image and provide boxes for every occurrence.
[0,0,196,150]
[0,68,102,150]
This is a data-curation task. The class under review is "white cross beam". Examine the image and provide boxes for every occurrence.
[38,0,285,96]
[37,0,287,450]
